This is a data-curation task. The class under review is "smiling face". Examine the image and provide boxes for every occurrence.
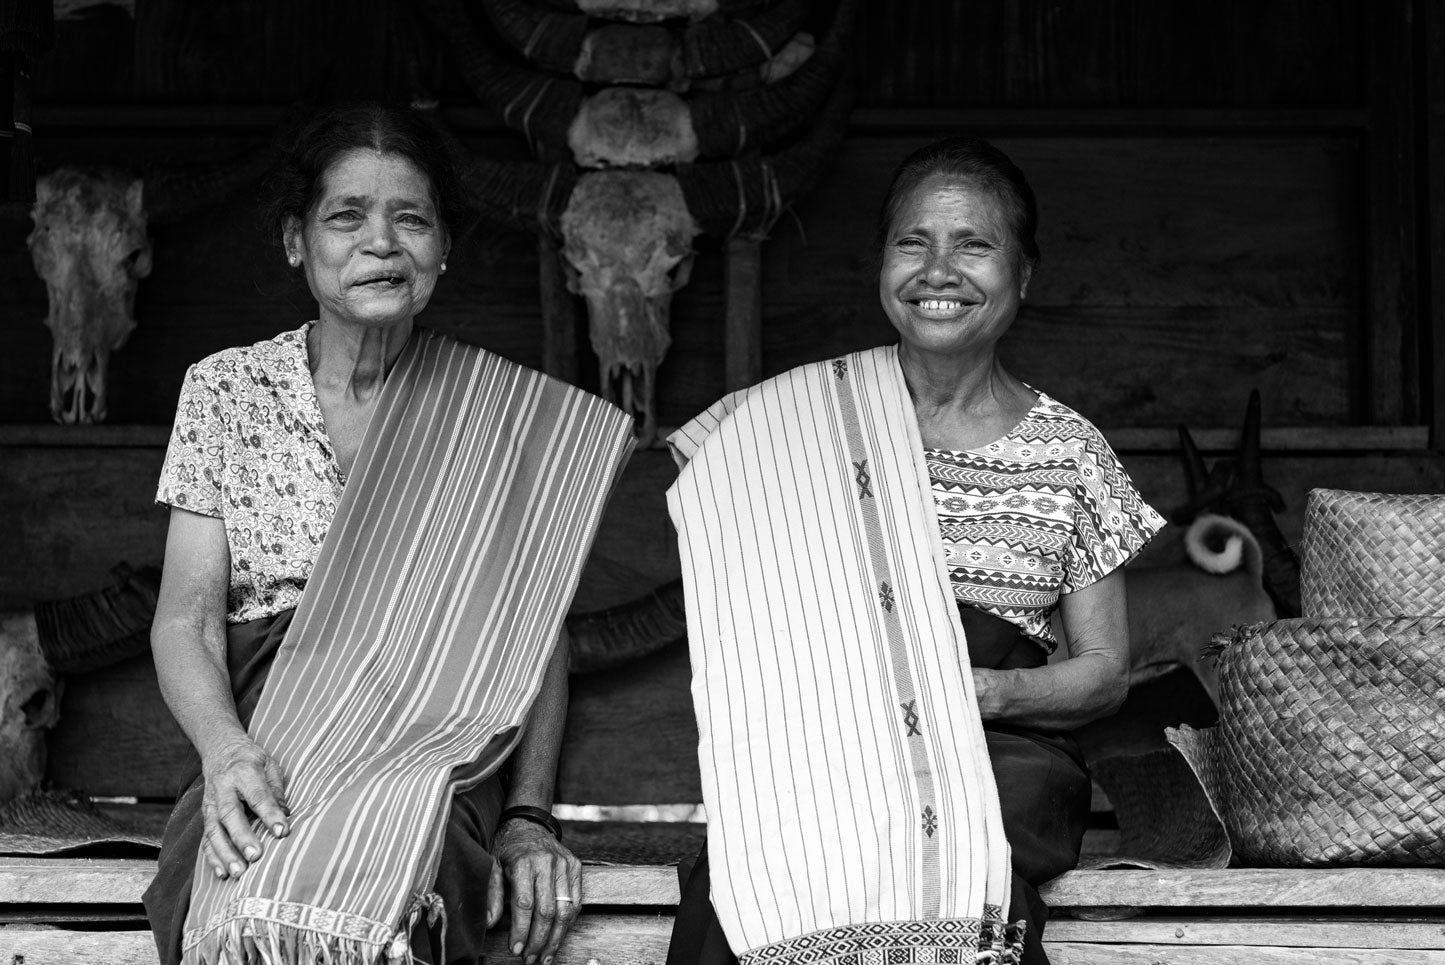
[878,173,1032,360]
[284,149,449,332]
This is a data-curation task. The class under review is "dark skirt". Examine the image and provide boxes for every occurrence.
[142,608,504,965]
[666,605,1091,965]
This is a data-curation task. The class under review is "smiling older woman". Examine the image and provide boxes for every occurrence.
[664,137,1166,965]
[141,103,634,965]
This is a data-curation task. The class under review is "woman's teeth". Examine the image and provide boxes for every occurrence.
[917,299,964,311]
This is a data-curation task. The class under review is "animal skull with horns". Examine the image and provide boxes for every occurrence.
[26,157,269,424]
[418,0,855,443]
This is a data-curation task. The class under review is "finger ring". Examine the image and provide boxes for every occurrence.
[555,895,575,903]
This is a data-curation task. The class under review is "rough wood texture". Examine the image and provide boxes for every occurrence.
[1049,916,1445,949]
[8,926,1445,965]
[538,237,580,384]
[1427,0,1445,448]
[1042,869,1445,908]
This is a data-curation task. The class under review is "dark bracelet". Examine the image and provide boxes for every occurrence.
[499,805,563,841]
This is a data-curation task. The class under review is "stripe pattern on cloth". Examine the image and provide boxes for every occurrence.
[182,331,633,964]
[926,392,1164,653]
[668,346,1019,962]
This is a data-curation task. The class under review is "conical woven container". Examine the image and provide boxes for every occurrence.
[1178,616,1445,865]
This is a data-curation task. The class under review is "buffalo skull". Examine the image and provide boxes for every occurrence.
[561,171,698,442]
[27,169,152,425]
[0,612,62,806]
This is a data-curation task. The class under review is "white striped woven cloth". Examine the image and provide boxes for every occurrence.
[183,330,633,964]
[667,345,1018,964]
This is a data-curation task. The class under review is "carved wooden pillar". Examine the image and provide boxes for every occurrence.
[723,237,763,392]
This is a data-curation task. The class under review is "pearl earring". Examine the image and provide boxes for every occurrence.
[440,261,447,274]
[288,255,299,267]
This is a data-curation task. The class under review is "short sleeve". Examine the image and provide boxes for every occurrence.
[156,363,227,517]
[1061,429,1167,593]
[667,385,756,469]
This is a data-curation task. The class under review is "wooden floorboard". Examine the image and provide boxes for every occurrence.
[1049,916,1445,949]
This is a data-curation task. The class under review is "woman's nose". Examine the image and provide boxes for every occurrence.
[921,245,961,285]
[361,215,399,255]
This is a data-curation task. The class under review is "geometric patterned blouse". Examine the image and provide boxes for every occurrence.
[156,322,344,624]
[926,390,1166,653]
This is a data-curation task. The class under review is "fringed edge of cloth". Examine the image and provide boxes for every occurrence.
[736,915,1028,965]
[181,890,446,964]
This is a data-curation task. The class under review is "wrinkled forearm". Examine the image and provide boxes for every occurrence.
[505,631,570,809]
[972,650,1128,730]
[151,613,248,763]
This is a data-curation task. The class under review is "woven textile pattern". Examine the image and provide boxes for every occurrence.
[1301,489,1445,619]
[925,393,1163,653]
[181,332,633,963]
[1190,617,1445,865]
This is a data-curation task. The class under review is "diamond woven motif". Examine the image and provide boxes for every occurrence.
[879,582,895,612]
[854,460,874,499]
[833,358,848,379]
[922,806,938,837]
[900,699,922,737]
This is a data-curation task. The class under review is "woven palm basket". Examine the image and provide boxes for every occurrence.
[1171,489,1445,866]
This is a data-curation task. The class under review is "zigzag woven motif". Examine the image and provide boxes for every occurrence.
[924,392,1164,651]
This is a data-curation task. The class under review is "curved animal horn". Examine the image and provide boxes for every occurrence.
[1236,388,1264,487]
[418,0,581,147]
[564,578,686,673]
[533,0,765,21]
[1177,425,1208,503]
[690,0,857,155]
[480,0,810,81]
[143,147,273,226]
[678,72,851,238]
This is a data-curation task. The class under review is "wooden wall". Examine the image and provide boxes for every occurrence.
[6,0,1445,801]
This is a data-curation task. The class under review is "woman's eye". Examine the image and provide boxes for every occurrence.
[895,239,928,253]
[327,210,361,223]
[398,213,431,228]
[962,239,992,253]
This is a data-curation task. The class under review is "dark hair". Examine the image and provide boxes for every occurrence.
[261,101,469,245]
[875,135,1040,267]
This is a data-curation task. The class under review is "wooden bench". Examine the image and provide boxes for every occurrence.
[8,642,1445,962]
[7,857,1445,963]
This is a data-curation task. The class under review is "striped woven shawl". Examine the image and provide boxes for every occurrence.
[182,331,633,963]
[667,346,1019,963]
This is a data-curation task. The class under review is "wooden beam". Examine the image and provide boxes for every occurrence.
[1049,916,1445,950]
[723,238,763,392]
[1363,0,1419,424]
[29,106,1370,135]
[538,236,580,384]
[1426,0,1445,448]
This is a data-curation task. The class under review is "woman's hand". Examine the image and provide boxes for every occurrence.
[199,734,289,879]
[487,818,582,965]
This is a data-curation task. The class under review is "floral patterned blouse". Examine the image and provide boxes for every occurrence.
[156,322,344,624]
[926,391,1166,653]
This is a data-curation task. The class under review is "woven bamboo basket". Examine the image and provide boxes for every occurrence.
[1177,616,1445,866]
[1301,489,1445,619]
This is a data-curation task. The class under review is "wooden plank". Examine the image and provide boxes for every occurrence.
[0,425,171,448]
[1049,916,1445,950]
[0,926,157,965]
[1364,0,1418,424]
[1041,869,1445,908]
[12,861,1445,913]
[1047,945,1445,965]
[10,925,1445,965]
[1426,0,1445,448]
